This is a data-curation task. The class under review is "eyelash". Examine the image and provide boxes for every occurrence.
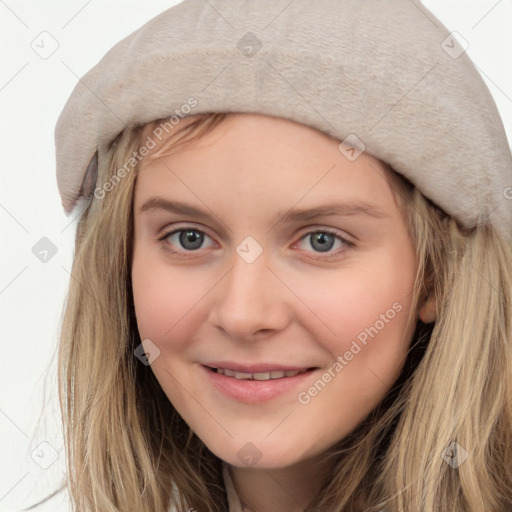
[158,226,355,260]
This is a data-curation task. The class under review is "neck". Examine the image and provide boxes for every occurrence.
[228,454,333,512]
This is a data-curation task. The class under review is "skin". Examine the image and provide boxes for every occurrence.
[131,113,436,511]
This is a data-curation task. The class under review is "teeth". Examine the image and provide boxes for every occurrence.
[254,372,273,380]
[234,371,252,379]
[213,367,305,380]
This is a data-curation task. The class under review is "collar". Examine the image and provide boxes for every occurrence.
[222,462,244,511]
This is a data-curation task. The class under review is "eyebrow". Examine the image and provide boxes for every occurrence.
[139,197,390,224]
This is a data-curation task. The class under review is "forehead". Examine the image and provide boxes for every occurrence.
[135,113,400,218]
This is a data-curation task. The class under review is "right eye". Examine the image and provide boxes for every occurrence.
[159,227,216,253]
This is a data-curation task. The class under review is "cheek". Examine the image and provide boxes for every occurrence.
[288,265,415,446]
[131,250,210,348]
[286,248,416,379]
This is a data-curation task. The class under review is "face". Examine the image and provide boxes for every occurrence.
[131,113,424,469]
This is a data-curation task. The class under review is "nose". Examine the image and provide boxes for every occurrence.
[208,250,290,341]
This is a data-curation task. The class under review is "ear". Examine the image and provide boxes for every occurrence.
[418,297,436,323]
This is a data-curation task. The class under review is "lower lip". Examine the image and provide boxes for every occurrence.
[201,365,317,403]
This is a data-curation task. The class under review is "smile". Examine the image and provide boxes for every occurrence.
[202,363,318,403]
[209,367,309,380]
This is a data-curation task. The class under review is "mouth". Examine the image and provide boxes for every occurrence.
[201,363,318,403]
[206,366,311,380]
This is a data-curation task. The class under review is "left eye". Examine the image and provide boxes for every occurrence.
[297,231,350,253]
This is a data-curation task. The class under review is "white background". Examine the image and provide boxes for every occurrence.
[1,1,511,510]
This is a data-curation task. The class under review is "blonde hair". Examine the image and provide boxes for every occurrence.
[33,113,512,511]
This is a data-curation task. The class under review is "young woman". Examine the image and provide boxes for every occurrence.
[32,0,512,510]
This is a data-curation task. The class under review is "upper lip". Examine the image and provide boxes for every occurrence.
[202,362,315,373]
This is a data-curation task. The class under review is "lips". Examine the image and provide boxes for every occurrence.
[202,362,318,403]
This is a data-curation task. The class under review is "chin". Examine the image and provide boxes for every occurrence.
[205,436,319,470]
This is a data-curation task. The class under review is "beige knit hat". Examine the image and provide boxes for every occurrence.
[55,0,512,240]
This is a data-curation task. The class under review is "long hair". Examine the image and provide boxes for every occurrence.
[31,113,512,511]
